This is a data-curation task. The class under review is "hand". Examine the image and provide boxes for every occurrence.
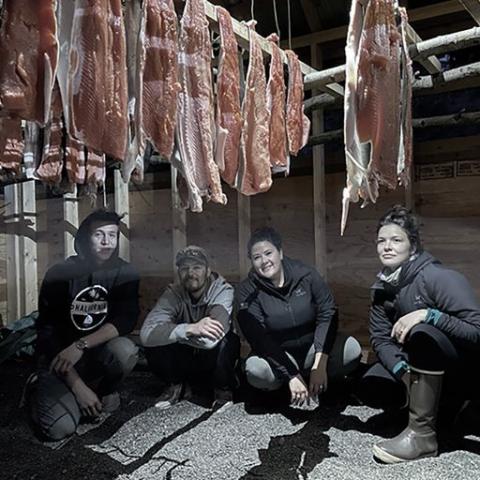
[187,317,224,341]
[288,374,309,406]
[72,381,102,418]
[50,343,84,375]
[309,363,328,397]
[391,309,428,344]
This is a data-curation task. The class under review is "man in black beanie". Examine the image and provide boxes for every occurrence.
[30,209,139,441]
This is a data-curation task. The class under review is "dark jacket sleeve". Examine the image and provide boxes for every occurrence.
[369,290,408,378]
[309,269,337,353]
[36,265,68,363]
[107,263,140,336]
[236,282,299,380]
[425,267,480,349]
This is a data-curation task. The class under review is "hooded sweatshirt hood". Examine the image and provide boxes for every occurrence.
[73,209,122,264]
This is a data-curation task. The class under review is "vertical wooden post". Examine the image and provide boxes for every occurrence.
[4,180,38,323]
[5,184,22,324]
[20,180,38,314]
[237,192,251,280]
[63,185,79,258]
[114,169,131,261]
[311,44,328,278]
[171,166,186,273]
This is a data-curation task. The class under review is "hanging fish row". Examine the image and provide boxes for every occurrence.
[0,0,310,210]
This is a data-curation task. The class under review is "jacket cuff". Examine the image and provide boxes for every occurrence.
[392,360,410,379]
[424,308,442,326]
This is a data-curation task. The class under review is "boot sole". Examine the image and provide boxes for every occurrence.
[372,444,437,464]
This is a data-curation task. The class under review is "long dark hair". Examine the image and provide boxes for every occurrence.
[377,205,423,253]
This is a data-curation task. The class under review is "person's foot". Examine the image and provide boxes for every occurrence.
[212,388,233,410]
[155,383,184,409]
[102,392,121,413]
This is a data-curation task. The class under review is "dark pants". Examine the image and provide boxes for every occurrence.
[145,330,240,390]
[30,337,138,441]
[359,323,480,409]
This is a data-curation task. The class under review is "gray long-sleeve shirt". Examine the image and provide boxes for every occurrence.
[140,272,234,349]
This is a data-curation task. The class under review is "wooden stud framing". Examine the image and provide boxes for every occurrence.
[458,0,480,25]
[114,170,131,261]
[171,166,186,273]
[5,184,22,324]
[237,192,251,280]
[4,181,38,323]
[63,186,79,258]
[404,24,442,74]
[311,45,327,278]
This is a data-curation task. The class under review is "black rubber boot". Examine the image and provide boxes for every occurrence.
[372,367,443,464]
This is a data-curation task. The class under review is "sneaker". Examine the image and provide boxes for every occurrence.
[102,392,121,413]
[155,383,183,409]
[212,388,233,410]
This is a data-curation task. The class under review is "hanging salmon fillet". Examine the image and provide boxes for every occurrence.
[0,117,23,176]
[36,83,64,184]
[285,49,310,157]
[142,0,180,160]
[237,21,272,196]
[65,136,86,185]
[267,34,288,174]
[175,0,226,211]
[0,0,58,125]
[341,0,412,234]
[123,0,147,183]
[68,0,128,161]
[215,6,242,187]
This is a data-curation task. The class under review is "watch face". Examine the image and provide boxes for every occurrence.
[76,339,87,350]
[70,285,108,331]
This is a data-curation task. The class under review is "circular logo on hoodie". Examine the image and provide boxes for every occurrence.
[70,285,108,331]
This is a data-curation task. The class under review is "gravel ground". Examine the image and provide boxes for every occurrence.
[1,359,480,480]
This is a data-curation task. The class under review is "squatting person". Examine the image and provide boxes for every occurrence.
[236,227,362,408]
[359,205,480,464]
[140,245,240,409]
[30,209,140,441]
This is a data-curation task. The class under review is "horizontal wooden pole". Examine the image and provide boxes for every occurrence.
[305,27,480,91]
[308,110,480,146]
[204,1,317,76]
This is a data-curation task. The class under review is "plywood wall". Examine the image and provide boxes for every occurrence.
[0,163,478,347]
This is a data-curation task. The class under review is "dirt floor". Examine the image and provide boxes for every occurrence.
[1,357,480,480]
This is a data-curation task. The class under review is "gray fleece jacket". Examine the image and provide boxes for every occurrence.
[140,273,234,349]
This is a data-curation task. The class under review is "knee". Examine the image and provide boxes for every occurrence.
[343,336,362,369]
[104,337,139,374]
[245,357,281,391]
[41,414,77,441]
[328,333,362,379]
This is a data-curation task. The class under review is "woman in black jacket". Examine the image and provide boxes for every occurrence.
[363,206,480,464]
[236,227,361,407]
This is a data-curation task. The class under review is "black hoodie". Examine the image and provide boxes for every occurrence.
[36,212,140,361]
[370,251,480,377]
[236,257,337,380]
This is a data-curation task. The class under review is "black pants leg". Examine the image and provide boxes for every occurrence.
[144,343,194,384]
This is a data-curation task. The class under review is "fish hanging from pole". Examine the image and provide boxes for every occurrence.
[342,0,413,234]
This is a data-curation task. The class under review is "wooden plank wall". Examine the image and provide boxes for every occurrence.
[0,165,478,347]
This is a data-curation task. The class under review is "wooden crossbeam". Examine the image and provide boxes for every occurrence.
[458,0,480,25]
[305,61,480,110]
[308,110,480,146]
[204,1,316,75]
[304,27,480,91]
[404,24,442,74]
[283,0,466,49]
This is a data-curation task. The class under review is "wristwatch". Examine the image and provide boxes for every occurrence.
[75,338,88,351]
